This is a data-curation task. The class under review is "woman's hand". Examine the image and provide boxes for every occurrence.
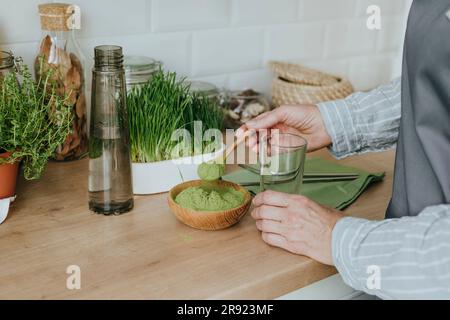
[251,190,344,265]
[236,105,332,153]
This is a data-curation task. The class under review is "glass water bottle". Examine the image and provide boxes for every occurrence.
[89,45,134,215]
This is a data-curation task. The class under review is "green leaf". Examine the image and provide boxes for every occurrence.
[0,64,73,180]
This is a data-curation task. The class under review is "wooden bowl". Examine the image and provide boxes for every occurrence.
[168,180,252,231]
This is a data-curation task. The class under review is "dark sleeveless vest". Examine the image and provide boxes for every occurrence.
[387,0,450,218]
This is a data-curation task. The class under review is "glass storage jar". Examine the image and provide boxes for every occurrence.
[0,51,22,83]
[35,3,88,161]
[187,81,220,101]
[221,89,271,129]
[186,81,223,129]
[124,56,162,91]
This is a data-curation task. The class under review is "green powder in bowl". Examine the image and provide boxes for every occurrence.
[175,185,245,212]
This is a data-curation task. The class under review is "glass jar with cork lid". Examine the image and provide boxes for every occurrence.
[35,2,88,161]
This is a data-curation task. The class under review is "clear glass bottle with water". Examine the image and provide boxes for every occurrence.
[89,45,134,215]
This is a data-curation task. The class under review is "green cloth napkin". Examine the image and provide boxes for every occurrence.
[223,158,385,210]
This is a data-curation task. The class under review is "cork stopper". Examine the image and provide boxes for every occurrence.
[38,3,75,32]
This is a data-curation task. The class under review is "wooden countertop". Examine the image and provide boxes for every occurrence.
[0,149,395,300]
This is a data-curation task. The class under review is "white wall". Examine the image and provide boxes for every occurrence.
[0,0,410,94]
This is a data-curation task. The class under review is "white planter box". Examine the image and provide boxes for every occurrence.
[132,146,224,195]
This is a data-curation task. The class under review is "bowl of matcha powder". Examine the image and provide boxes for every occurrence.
[168,180,252,231]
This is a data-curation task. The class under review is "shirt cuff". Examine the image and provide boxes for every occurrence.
[332,217,368,290]
[317,99,362,159]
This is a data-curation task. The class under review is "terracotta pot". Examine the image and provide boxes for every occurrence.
[0,151,19,199]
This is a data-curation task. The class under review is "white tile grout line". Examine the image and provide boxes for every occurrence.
[147,0,154,33]
[187,32,194,78]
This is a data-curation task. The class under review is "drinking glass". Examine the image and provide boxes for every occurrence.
[259,132,307,195]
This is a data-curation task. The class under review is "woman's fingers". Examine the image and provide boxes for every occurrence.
[245,108,285,130]
[248,134,258,151]
[261,233,290,251]
[235,125,249,138]
[236,109,296,154]
[256,220,285,235]
[251,192,343,265]
[251,205,285,222]
[236,125,259,151]
[253,190,290,208]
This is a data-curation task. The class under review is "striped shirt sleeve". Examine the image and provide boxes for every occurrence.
[332,205,450,300]
[317,78,402,159]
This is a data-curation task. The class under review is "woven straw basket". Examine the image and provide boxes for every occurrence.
[270,61,354,106]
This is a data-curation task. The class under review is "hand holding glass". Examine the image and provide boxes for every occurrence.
[259,132,307,195]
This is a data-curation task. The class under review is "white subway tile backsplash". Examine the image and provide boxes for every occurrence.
[152,0,230,32]
[324,19,377,59]
[80,32,191,76]
[301,0,356,21]
[355,0,406,16]
[377,16,404,52]
[74,0,149,38]
[0,0,42,45]
[348,55,395,91]
[232,0,298,26]
[192,28,264,77]
[190,74,229,89]
[265,23,325,62]
[0,0,411,96]
[228,69,274,95]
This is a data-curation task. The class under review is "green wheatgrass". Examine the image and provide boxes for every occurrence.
[127,69,223,163]
[175,186,245,212]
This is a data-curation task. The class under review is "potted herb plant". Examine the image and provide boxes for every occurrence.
[127,70,224,194]
[0,65,72,199]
